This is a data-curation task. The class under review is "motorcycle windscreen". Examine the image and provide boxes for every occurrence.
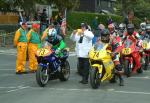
[124,39,133,48]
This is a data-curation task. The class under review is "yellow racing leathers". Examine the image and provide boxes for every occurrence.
[27,29,41,71]
[14,28,27,73]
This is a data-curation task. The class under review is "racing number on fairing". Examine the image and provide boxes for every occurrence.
[124,48,129,54]
[39,49,46,56]
[93,51,100,58]
[123,48,131,55]
[142,42,148,49]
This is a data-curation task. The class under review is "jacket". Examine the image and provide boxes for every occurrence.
[70,29,94,58]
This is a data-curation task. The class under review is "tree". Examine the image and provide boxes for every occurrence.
[115,0,150,19]
[47,0,79,12]
[0,0,80,16]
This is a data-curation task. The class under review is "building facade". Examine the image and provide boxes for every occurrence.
[77,0,116,13]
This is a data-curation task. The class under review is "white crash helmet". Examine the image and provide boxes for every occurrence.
[119,23,126,30]
[48,28,57,41]
[140,22,146,30]
[145,24,150,34]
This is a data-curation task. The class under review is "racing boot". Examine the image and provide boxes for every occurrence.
[118,74,124,86]
[79,77,88,84]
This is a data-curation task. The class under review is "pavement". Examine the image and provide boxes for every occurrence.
[0,47,150,103]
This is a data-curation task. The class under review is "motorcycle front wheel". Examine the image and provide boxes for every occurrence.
[90,67,101,89]
[144,56,149,70]
[124,60,131,77]
[36,66,49,87]
[59,60,70,81]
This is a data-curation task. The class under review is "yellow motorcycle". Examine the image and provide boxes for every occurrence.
[89,43,115,89]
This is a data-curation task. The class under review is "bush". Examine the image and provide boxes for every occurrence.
[132,17,142,29]
[67,12,122,29]
[66,11,142,29]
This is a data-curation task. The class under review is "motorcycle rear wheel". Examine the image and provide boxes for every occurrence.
[90,67,101,89]
[36,66,49,87]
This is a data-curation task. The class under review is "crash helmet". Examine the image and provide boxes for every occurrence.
[127,24,134,35]
[119,23,126,31]
[48,28,57,42]
[145,24,150,34]
[140,22,146,31]
[113,22,119,30]
[108,23,115,33]
[101,29,110,43]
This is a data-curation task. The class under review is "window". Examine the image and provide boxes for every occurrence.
[108,1,111,8]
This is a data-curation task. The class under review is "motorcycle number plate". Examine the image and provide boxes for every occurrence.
[122,48,131,55]
[37,48,51,56]
[142,42,148,49]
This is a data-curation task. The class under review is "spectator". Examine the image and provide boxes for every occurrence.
[18,12,28,27]
[92,24,105,44]
[107,16,113,25]
[27,23,41,72]
[55,12,63,25]
[124,11,134,26]
[34,9,41,21]
[60,18,67,39]
[14,22,28,74]
[92,16,98,30]
[70,23,94,84]
[40,9,48,34]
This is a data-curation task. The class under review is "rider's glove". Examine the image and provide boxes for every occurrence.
[55,48,61,55]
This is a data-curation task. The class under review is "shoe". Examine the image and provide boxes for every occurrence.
[16,72,23,74]
[16,71,27,74]
[79,80,88,84]
[29,70,36,73]
[119,79,124,86]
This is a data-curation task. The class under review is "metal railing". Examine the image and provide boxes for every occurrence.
[0,30,14,47]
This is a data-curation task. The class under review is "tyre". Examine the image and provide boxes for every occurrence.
[124,60,131,77]
[90,67,100,89]
[36,66,49,87]
[59,60,70,81]
[144,56,149,70]
[137,68,143,74]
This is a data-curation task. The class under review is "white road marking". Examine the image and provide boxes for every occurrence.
[0,87,17,89]
[0,74,15,77]
[7,86,29,93]
[130,76,150,79]
[0,52,16,56]
[114,90,150,95]
[1,85,150,95]
[0,69,14,71]
[107,88,115,91]
[28,87,150,95]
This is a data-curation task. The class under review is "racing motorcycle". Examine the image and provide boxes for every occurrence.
[89,43,115,89]
[141,38,150,70]
[122,37,143,77]
[36,44,70,87]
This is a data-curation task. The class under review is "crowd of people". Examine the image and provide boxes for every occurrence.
[13,10,150,87]
[18,9,66,38]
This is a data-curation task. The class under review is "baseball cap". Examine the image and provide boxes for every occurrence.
[80,23,87,27]
[20,22,27,25]
[32,23,40,29]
